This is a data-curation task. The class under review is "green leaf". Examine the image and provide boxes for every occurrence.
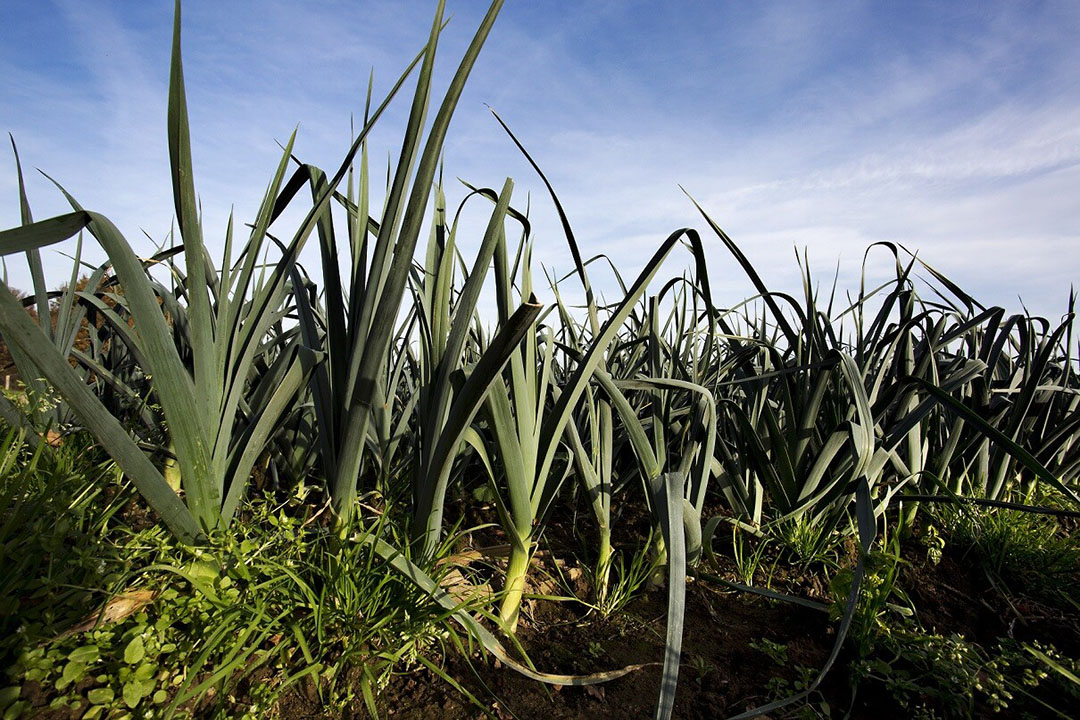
[61,660,86,686]
[2,700,28,720]
[650,472,687,720]
[122,679,153,709]
[187,558,221,582]
[168,0,217,461]
[123,637,145,665]
[67,645,100,665]
[0,687,19,710]
[87,687,114,705]
[0,211,90,256]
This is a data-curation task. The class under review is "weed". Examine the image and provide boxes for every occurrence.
[853,630,1080,718]
[0,430,481,719]
[835,528,1080,718]
[583,536,660,619]
[831,533,913,660]
[773,514,841,571]
[920,524,945,566]
[750,637,789,667]
[730,525,772,586]
[936,500,1080,603]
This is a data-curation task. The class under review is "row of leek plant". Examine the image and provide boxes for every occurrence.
[4,0,1075,597]
[4,127,1078,720]
[696,230,1080,542]
[3,1,1080,717]
[0,0,661,701]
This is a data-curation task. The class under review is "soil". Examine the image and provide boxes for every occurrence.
[905,548,1080,658]
[270,577,844,720]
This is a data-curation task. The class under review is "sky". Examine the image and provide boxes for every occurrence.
[2,0,1079,324]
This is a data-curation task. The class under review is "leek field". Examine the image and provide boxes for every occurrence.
[1,2,1078,718]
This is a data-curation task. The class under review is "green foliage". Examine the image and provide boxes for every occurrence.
[935,499,1080,603]
[0,429,479,719]
[830,526,1080,718]
[830,533,913,660]
[920,524,945,566]
[751,638,833,719]
[750,637,789,667]
[729,524,772,586]
[582,535,661,619]
[774,514,842,571]
[854,631,1080,718]
[0,430,131,657]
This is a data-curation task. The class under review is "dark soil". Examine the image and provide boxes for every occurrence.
[905,546,1080,658]
[271,577,844,720]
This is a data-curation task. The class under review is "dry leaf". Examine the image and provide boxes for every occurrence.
[439,568,491,602]
[56,589,158,639]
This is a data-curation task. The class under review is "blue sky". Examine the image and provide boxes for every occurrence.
[2,0,1079,321]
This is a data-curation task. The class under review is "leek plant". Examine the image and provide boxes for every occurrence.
[926,304,1080,499]
[0,0,447,540]
[276,0,510,531]
[0,2,319,540]
[0,138,98,440]
[473,222,714,631]
[408,179,541,556]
